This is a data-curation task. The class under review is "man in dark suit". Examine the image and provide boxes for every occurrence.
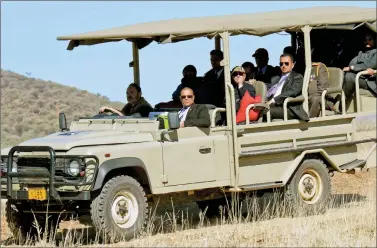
[264,53,309,121]
[231,66,256,112]
[342,33,377,103]
[203,50,225,108]
[178,87,211,128]
[252,48,280,89]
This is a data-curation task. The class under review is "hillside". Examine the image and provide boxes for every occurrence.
[0,69,124,148]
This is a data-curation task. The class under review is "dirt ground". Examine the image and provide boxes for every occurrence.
[1,167,376,244]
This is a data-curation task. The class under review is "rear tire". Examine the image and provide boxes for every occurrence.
[90,175,149,243]
[282,159,331,216]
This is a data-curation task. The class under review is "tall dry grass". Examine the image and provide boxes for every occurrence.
[2,185,375,247]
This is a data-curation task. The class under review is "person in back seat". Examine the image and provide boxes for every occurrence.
[99,83,153,117]
[178,87,210,128]
[252,48,280,89]
[342,33,377,102]
[263,53,309,121]
[172,65,207,104]
[242,62,257,83]
[203,50,225,108]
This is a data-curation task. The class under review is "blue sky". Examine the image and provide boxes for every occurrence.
[1,1,375,106]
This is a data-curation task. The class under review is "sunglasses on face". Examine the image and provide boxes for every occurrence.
[280,62,290,67]
[180,95,193,99]
[232,72,244,77]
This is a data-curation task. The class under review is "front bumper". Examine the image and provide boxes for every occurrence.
[1,146,99,201]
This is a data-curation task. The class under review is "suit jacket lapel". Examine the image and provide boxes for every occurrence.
[282,73,293,92]
[187,104,195,118]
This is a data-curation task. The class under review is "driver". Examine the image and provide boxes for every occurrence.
[99,83,153,117]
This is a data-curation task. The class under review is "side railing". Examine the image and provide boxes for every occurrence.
[355,69,376,113]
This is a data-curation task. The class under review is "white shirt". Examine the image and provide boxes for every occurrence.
[271,72,290,103]
[178,106,191,122]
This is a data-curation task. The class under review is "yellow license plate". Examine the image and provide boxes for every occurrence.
[28,188,47,201]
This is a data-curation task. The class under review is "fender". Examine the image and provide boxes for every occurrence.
[280,148,344,185]
[92,157,150,191]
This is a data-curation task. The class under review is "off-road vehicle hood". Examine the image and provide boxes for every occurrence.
[12,130,154,151]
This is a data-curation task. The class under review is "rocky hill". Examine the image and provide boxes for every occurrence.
[0,69,124,148]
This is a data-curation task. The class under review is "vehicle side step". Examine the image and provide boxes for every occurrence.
[339,159,366,170]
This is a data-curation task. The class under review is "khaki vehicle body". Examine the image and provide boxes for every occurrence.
[1,5,376,243]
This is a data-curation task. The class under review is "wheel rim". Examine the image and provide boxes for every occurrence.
[111,191,139,229]
[298,169,323,204]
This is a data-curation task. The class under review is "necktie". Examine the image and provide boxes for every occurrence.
[179,107,188,120]
[266,75,287,99]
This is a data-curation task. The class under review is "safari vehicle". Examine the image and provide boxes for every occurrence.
[1,6,376,243]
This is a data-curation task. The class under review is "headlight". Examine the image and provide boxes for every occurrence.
[66,160,81,176]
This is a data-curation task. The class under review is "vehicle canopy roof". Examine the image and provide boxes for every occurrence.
[57,6,376,51]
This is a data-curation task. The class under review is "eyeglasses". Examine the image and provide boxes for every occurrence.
[180,95,193,99]
[280,62,290,67]
[232,72,244,77]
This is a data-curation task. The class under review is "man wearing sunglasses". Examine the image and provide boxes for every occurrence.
[231,66,256,113]
[264,53,309,121]
[342,33,376,107]
[178,87,210,128]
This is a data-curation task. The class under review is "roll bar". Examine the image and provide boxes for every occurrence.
[355,70,376,113]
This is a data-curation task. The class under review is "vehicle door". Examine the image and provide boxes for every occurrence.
[161,127,216,186]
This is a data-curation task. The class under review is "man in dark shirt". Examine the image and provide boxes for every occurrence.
[252,48,280,89]
[99,83,153,117]
[172,65,207,104]
[343,33,377,102]
[203,49,225,107]
[242,61,257,82]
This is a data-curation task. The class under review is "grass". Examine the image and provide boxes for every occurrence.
[1,169,376,247]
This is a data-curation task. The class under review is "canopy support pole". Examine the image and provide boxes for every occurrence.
[220,31,240,191]
[132,42,140,86]
[301,25,312,113]
[215,35,221,50]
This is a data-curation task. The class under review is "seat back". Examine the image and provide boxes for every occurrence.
[248,80,267,102]
[246,80,267,123]
[327,67,344,89]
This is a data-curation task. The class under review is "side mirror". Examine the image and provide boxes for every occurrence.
[167,112,180,130]
[59,112,68,131]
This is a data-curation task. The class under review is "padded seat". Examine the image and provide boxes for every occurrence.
[360,89,375,97]
[246,80,267,123]
[320,67,344,117]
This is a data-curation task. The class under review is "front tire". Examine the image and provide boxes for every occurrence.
[283,159,331,216]
[90,175,149,243]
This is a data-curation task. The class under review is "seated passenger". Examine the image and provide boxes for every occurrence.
[178,87,210,128]
[343,33,376,103]
[264,53,309,121]
[242,62,257,83]
[203,49,226,107]
[172,65,207,104]
[99,83,153,117]
[308,50,330,118]
[231,66,256,113]
[252,48,280,89]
